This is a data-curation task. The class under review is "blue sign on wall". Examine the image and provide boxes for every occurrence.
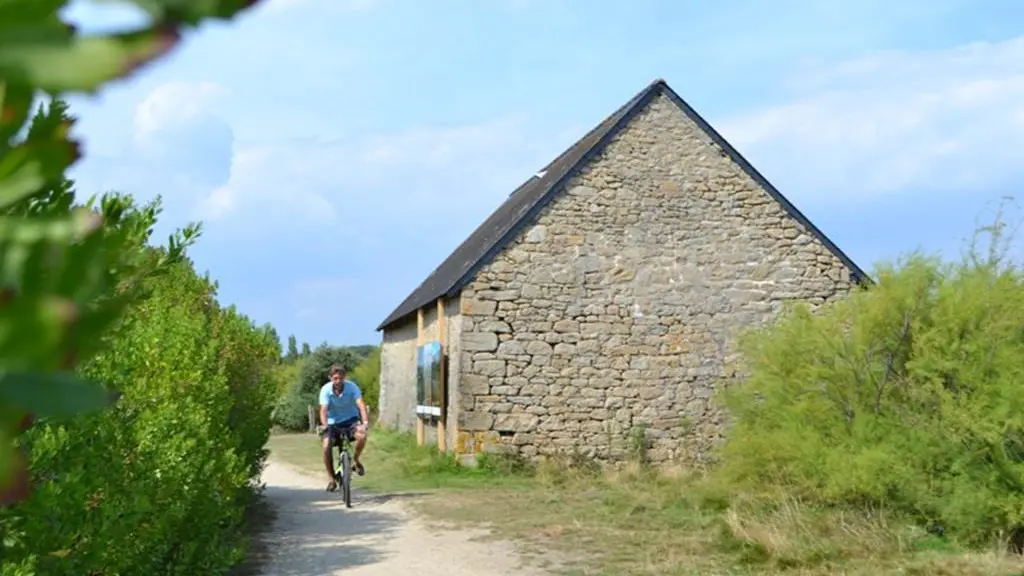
[416,341,443,417]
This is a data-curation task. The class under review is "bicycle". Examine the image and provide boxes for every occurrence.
[321,423,359,508]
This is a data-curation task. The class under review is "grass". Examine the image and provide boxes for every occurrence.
[267,429,1024,575]
[267,428,530,493]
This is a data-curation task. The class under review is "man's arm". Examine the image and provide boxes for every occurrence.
[356,398,369,427]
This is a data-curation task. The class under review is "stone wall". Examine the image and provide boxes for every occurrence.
[378,319,417,431]
[454,93,855,464]
[378,296,463,449]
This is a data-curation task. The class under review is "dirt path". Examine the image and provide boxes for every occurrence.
[253,460,547,576]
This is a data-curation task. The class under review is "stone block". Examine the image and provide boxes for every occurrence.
[525,340,553,355]
[553,342,576,355]
[462,374,490,395]
[493,413,539,433]
[458,411,494,431]
[478,290,519,301]
[573,255,602,273]
[474,359,506,376]
[477,320,512,333]
[521,284,543,299]
[524,225,547,243]
[497,340,525,357]
[461,298,497,316]
[463,332,499,352]
[553,319,580,333]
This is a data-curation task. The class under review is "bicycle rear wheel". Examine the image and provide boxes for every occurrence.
[340,448,352,508]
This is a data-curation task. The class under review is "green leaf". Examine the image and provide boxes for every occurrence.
[0,80,33,150]
[0,27,180,93]
[0,0,70,29]
[0,152,44,211]
[0,370,119,417]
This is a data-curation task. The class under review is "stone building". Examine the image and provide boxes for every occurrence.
[375,78,867,465]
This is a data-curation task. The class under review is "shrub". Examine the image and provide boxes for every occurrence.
[713,208,1024,546]
[273,385,316,432]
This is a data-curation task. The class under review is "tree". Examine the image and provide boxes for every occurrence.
[297,344,359,395]
[286,335,299,362]
[262,324,281,363]
[340,344,376,362]
[300,342,311,358]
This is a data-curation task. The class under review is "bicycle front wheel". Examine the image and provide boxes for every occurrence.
[340,449,352,508]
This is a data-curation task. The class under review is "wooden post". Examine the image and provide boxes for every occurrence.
[307,405,315,433]
[436,298,447,453]
[416,308,425,446]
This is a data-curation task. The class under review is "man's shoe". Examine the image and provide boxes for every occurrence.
[326,479,338,492]
[353,461,366,476]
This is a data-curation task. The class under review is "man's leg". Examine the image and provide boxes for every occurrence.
[346,416,370,475]
[354,426,366,461]
[321,428,337,490]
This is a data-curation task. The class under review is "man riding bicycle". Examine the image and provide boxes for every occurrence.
[318,364,369,492]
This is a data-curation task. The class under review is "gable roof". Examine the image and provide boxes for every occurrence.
[376,78,869,332]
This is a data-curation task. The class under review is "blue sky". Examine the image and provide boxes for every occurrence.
[61,0,1024,347]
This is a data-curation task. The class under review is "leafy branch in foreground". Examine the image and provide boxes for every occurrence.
[0,0,262,504]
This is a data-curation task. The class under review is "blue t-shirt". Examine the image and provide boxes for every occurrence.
[319,380,362,424]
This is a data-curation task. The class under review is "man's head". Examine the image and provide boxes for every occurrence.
[329,364,346,390]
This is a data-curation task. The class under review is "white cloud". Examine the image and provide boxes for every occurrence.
[193,115,563,238]
[715,36,1024,204]
[133,81,228,139]
[196,36,1024,233]
[195,145,338,223]
[124,81,235,192]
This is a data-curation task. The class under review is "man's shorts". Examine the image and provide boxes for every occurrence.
[322,417,361,446]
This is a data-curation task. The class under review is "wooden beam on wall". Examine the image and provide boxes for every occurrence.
[436,298,447,453]
[416,307,425,446]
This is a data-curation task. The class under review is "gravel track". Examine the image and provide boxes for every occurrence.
[253,460,546,576]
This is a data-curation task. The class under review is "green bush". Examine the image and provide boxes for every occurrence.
[713,210,1024,546]
[0,259,279,575]
[273,385,315,432]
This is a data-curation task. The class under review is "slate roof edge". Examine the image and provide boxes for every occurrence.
[374,79,664,332]
[376,79,870,332]
[443,82,669,294]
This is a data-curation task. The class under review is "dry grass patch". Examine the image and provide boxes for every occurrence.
[266,431,1024,576]
[411,464,1024,575]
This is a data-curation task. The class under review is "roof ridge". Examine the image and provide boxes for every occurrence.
[376,79,867,331]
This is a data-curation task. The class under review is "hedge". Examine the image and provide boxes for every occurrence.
[0,259,280,575]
